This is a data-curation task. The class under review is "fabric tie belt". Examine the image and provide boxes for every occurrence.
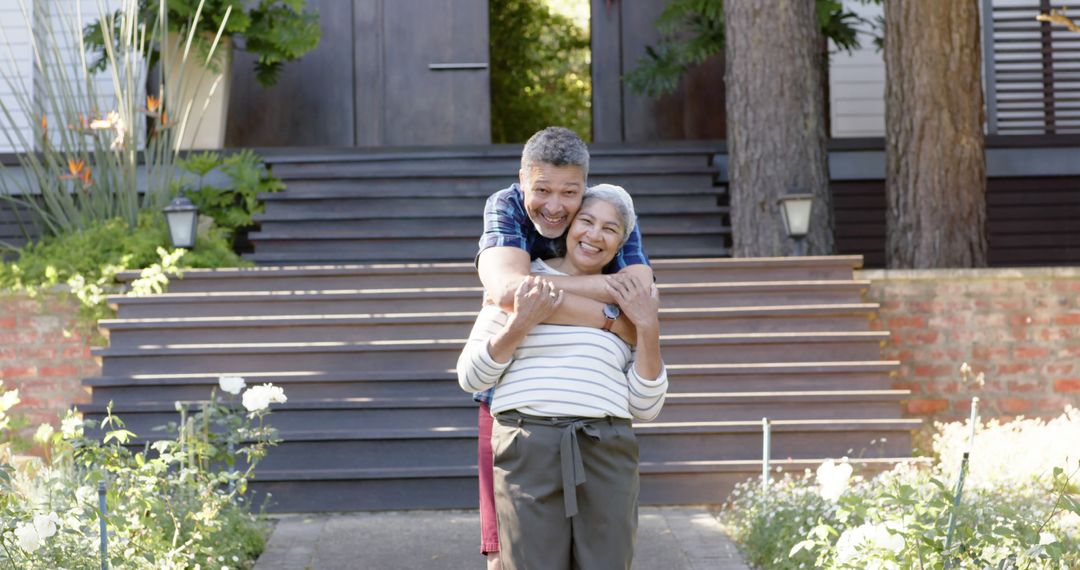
[499,411,630,518]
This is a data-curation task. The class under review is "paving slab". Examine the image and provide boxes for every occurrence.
[254,506,749,570]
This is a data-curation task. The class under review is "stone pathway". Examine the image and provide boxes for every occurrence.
[254,506,750,570]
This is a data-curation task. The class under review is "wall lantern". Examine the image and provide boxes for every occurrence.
[778,192,814,256]
[163,196,198,249]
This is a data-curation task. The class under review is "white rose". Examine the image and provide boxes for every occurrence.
[60,415,83,439]
[34,423,55,443]
[14,522,40,552]
[0,388,20,413]
[816,459,853,502]
[218,375,247,395]
[242,383,287,412]
[33,512,60,539]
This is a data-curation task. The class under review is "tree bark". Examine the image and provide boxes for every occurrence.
[723,0,833,257]
[884,0,987,268]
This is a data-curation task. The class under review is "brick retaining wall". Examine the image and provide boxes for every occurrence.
[858,267,1080,423]
[0,292,98,428]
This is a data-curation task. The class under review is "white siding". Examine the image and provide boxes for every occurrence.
[0,0,124,153]
[828,0,886,138]
[0,1,36,152]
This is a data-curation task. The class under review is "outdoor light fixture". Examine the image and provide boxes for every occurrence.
[163,196,198,249]
[778,192,814,256]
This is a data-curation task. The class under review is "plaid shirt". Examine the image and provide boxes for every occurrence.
[472,183,651,406]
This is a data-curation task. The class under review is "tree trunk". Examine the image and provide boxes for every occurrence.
[884,0,987,268]
[723,0,833,257]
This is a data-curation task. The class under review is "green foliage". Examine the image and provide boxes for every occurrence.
[490,0,591,143]
[84,0,321,87]
[625,0,882,98]
[721,411,1080,569]
[0,211,247,337]
[0,383,280,568]
[178,150,285,240]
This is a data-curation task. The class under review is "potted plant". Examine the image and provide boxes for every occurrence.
[84,0,321,149]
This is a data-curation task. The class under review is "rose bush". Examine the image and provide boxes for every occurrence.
[720,408,1080,569]
[0,378,285,569]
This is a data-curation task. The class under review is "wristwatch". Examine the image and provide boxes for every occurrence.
[602,303,621,332]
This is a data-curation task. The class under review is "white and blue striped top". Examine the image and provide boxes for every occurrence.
[457,260,668,421]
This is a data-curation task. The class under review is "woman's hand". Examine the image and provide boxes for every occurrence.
[605,274,659,331]
[507,275,564,333]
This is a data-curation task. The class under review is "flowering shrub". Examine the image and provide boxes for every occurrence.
[0,377,284,569]
[720,408,1080,569]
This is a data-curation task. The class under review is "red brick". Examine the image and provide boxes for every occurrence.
[0,317,16,329]
[1007,381,1042,393]
[907,399,949,415]
[892,381,922,393]
[38,365,79,378]
[1013,346,1051,360]
[1033,397,1070,412]
[1045,362,1075,376]
[1054,313,1080,326]
[1054,379,1080,393]
[997,397,1033,415]
[997,363,1034,376]
[888,316,927,329]
[1,366,36,379]
[914,364,954,377]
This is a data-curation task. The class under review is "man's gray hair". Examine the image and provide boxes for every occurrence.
[583,183,637,245]
[521,127,590,179]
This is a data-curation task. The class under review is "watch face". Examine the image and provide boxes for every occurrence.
[603,303,620,319]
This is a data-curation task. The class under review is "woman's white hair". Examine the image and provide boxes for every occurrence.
[582,184,637,245]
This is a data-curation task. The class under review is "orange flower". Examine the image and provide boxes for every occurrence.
[67,158,85,177]
[160,111,168,127]
[40,115,47,131]
[146,94,161,112]
[61,158,92,187]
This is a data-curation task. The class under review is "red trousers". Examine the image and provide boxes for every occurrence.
[478,402,499,554]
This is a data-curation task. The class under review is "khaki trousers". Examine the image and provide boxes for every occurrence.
[492,411,639,570]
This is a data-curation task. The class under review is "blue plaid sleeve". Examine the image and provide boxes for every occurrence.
[605,222,650,273]
[477,187,529,259]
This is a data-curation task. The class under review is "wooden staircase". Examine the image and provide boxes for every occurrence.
[246,144,730,264]
[86,256,918,512]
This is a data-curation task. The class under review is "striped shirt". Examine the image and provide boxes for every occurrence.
[457,260,668,421]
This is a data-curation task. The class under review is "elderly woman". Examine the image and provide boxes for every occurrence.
[458,184,667,570]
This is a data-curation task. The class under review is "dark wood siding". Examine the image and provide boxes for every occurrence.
[590,0,726,143]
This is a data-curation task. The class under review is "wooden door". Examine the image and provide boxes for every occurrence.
[356,0,491,146]
[227,0,490,147]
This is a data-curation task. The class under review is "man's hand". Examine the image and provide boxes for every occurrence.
[478,247,532,311]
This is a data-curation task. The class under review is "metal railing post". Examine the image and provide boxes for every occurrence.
[98,480,109,570]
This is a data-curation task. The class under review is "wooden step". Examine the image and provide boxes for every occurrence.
[98,304,879,346]
[92,331,890,376]
[245,456,919,512]
[256,193,725,221]
[108,281,869,318]
[83,361,899,404]
[112,418,917,472]
[114,257,864,291]
[245,233,731,259]
[83,389,908,434]
[268,162,717,181]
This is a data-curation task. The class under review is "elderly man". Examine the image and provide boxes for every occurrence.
[473,126,654,569]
